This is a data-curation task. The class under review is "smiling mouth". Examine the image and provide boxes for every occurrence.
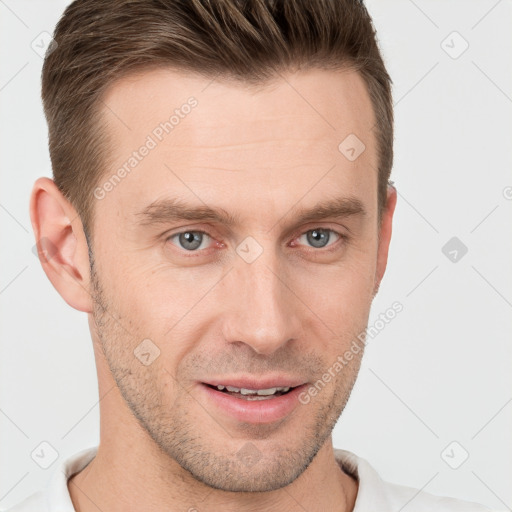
[204,384,296,400]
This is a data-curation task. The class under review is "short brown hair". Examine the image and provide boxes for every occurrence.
[42,0,393,239]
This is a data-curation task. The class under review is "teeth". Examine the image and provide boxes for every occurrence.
[216,385,292,395]
[240,388,258,395]
[256,387,277,396]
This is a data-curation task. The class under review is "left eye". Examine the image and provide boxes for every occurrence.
[297,228,340,249]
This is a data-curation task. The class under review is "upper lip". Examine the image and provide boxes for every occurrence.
[202,376,307,390]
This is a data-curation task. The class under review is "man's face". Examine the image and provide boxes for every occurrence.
[90,67,382,491]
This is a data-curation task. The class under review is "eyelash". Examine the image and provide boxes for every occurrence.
[165,227,346,256]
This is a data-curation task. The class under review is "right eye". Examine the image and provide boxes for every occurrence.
[167,230,214,252]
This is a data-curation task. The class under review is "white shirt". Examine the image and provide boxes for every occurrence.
[5,446,492,511]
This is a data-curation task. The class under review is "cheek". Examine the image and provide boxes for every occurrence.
[103,267,219,374]
[304,281,372,342]
[293,248,377,320]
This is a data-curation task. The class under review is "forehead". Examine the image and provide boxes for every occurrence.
[96,67,378,226]
[102,66,375,145]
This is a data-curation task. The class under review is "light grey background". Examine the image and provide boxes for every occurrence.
[1,1,511,510]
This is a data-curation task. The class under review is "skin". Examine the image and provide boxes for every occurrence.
[30,67,397,512]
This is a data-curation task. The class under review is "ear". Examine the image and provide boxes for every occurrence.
[373,183,397,296]
[30,177,94,313]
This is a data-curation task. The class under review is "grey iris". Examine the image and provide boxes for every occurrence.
[179,231,203,250]
[307,229,330,248]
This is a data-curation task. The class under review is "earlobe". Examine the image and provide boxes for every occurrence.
[30,177,94,313]
[373,183,397,296]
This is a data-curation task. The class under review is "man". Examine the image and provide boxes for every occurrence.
[10,0,491,510]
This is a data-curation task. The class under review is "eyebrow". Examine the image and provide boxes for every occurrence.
[135,195,366,232]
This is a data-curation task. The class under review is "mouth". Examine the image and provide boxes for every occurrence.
[199,379,308,424]
[204,383,297,400]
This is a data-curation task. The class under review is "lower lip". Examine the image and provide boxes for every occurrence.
[199,384,307,424]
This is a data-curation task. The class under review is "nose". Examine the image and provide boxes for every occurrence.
[221,247,302,355]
